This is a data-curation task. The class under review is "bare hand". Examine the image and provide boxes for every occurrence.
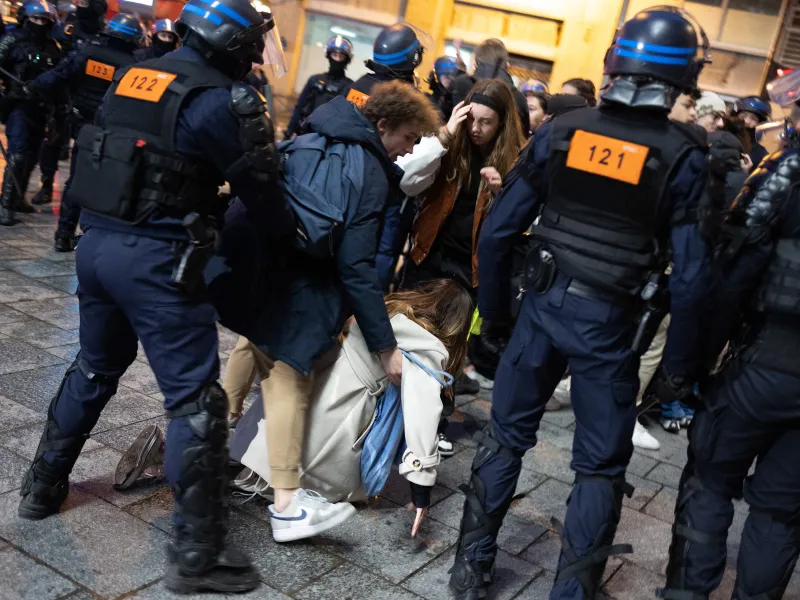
[740,153,754,174]
[380,347,403,386]
[480,167,503,195]
[444,101,471,138]
[407,503,427,537]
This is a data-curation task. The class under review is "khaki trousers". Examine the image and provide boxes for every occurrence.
[636,314,670,404]
[222,335,314,489]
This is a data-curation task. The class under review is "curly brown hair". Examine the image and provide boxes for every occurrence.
[361,80,441,136]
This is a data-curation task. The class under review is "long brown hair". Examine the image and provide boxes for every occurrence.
[442,79,525,196]
[384,279,473,396]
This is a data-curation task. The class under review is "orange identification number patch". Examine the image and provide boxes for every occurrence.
[85,59,115,82]
[346,88,370,108]
[566,130,649,185]
[115,68,177,103]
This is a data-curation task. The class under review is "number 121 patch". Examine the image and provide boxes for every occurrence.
[566,130,649,185]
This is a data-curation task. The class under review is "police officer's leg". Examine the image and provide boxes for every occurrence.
[115,236,258,592]
[55,139,81,252]
[450,292,567,600]
[0,107,31,226]
[662,367,778,599]
[734,425,800,598]
[550,297,639,600]
[32,117,60,206]
[19,229,138,518]
[13,110,47,214]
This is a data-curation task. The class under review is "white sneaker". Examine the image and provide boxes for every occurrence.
[465,369,494,390]
[437,433,454,457]
[269,489,356,542]
[632,421,660,451]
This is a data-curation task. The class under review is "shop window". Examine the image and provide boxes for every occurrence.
[699,48,766,96]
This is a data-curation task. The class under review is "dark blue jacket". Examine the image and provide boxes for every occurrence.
[478,112,711,378]
[212,96,401,374]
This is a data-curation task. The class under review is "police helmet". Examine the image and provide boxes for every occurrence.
[372,23,424,73]
[735,96,771,123]
[22,0,57,23]
[604,6,710,90]
[106,13,145,47]
[325,35,353,61]
[176,0,287,76]
[75,0,106,19]
[153,18,177,37]
[520,79,549,95]
[56,2,75,14]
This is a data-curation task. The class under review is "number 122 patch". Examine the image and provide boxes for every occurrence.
[566,130,649,185]
[115,68,177,103]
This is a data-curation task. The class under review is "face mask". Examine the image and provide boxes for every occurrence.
[25,20,51,41]
[328,57,346,77]
[152,36,177,55]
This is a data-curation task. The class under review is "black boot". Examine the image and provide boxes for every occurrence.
[0,153,25,226]
[13,154,35,213]
[163,383,260,594]
[32,174,54,206]
[54,230,76,253]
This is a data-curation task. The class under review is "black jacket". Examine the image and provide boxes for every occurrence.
[708,131,748,209]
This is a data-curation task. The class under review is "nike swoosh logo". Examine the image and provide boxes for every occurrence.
[271,509,308,522]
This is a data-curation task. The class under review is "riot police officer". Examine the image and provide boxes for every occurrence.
[0,0,63,226]
[448,7,712,599]
[735,95,771,168]
[71,0,105,45]
[426,55,462,119]
[17,0,292,594]
[284,34,352,138]
[134,18,179,62]
[27,12,144,251]
[658,85,800,600]
[341,22,424,107]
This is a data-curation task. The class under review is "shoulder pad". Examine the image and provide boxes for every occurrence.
[230,82,267,117]
[730,148,800,229]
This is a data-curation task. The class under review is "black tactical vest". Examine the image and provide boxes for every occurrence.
[533,105,701,296]
[67,56,231,224]
[72,40,136,123]
[307,73,350,114]
[11,35,61,97]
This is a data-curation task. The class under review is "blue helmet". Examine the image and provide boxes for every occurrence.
[106,13,145,47]
[520,79,549,95]
[22,0,57,23]
[372,23,424,73]
[177,0,286,75]
[433,56,459,80]
[604,6,710,90]
[735,96,771,123]
[326,35,353,61]
[153,18,177,37]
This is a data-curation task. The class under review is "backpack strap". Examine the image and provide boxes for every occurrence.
[400,349,454,387]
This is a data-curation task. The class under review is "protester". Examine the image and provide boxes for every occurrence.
[520,79,549,134]
[734,95,771,167]
[560,77,596,107]
[669,89,700,124]
[695,90,726,133]
[708,130,752,209]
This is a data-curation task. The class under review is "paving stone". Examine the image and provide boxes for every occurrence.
[14,244,76,263]
[71,447,168,508]
[646,462,683,490]
[0,423,103,460]
[120,360,162,397]
[624,473,663,511]
[295,563,419,600]
[615,507,672,574]
[509,478,572,529]
[535,421,575,453]
[516,565,617,599]
[541,408,576,429]
[0,259,76,279]
[0,318,78,348]
[9,296,80,329]
[0,304,28,325]
[0,489,169,598]
[44,343,80,362]
[0,364,71,414]
[0,447,29,493]
[521,530,562,571]
[434,447,545,497]
[39,275,78,295]
[0,395,43,432]
[602,562,666,600]
[127,580,290,599]
[428,492,547,555]
[0,247,40,261]
[636,424,690,468]
[89,386,165,434]
[379,468,453,509]
[93,416,169,454]
[311,497,457,584]
[124,487,174,537]
[627,450,659,478]
[402,546,540,600]
[0,546,77,599]
[522,440,575,484]
[643,487,678,524]
[0,337,65,375]
[457,398,492,424]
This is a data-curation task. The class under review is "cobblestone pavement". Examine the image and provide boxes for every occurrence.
[0,172,799,600]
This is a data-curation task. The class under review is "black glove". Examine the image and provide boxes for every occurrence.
[646,364,694,405]
[409,481,431,509]
[481,316,512,356]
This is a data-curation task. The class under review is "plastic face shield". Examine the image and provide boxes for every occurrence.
[756,119,794,154]
[767,69,800,108]
[260,11,286,78]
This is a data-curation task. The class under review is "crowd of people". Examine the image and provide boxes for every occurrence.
[1,0,799,598]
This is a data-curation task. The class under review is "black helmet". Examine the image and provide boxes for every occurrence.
[106,12,145,47]
[21,0,57,24]
[176,0,286,76]
[372,23,423,73]
[735,96,771,123]
[604,6,710,90]
[75,0,106,24]
[325,34,353,62]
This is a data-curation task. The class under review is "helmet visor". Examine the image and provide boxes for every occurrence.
[261,17,286,78]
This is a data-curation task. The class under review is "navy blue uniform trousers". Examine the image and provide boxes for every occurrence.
[470,272,639,600]
[56,123,82,235]
[45,228,220,517]
[5,105,47,155]
[670,362,800,596]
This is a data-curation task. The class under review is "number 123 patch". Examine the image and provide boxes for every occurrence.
[566,130,649,185]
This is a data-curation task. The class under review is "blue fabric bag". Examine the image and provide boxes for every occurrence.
[360,350,454,497]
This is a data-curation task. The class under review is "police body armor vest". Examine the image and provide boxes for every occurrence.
[534,106,701,296]
[10,35,61,98]
[308,73,348,114]
[66,56,231,224]
[72,40,135,123]
[345,73,381,109]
